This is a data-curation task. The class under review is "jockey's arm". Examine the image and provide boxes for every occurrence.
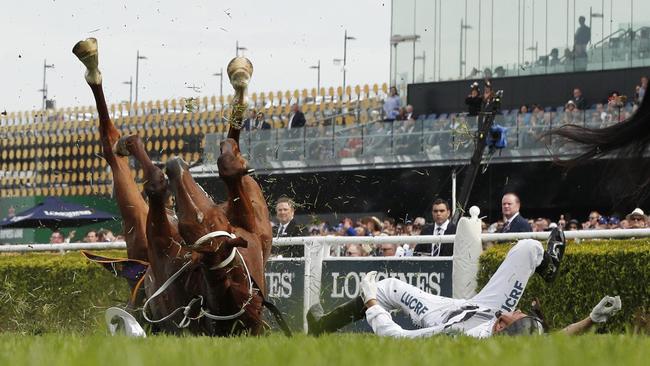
[560,295,622,335]
[560,316,594,335]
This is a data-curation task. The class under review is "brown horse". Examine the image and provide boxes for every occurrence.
[73,38,276,336]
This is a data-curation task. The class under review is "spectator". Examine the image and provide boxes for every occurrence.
[411,217,426,235]
[97,229,115,242]
[549,48,560,66]
[404,104,417,121]
[585,211,601,229]
[563,100,577,124]
[383,86,401,122]
[344,244,364,257]
[382,217,396,235]
[607,216,621,229]
[574,16,591,70]
[379,243,398,257]
[465,83,482,116]
[243,110,257,131]
[254,112,271,130]
[626,208,647,228]
[533,217,550,232]
[272,196,306,257]
[361,216,383,236]
[567,219,580,231]
[286,103,306,129]
[414,199,456,256]
[500,193,532,233]
[572,88,588,110]
[83,230,98,243]
[49,230,64,244]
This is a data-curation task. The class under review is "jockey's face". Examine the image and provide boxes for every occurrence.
[492,310,528,334]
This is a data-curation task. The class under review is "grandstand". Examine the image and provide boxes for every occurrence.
[0,83,395,199]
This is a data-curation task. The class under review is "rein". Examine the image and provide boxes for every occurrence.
[141,230,254,328]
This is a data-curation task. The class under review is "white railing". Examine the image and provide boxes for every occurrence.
[3,228,649,253]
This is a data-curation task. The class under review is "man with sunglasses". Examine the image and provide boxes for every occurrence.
[308,228,622,337]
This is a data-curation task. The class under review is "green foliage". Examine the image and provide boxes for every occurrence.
[0,333,648,366]
[0,251,130,334]
[478,239,650,332]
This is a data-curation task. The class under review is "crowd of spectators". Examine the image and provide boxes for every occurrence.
[267,195,650,259]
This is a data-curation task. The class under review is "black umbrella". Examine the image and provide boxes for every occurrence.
[0,196,118,229]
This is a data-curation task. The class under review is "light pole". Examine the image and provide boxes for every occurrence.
[213,68,223,98]
[459,19,472,78]
[342,30,356,92]
[39,60,55,110]
[135,50,147,104]
[590,4,604,66]
[414,51,426,82]
[236,41,247,57]
[390,35,420,86]
[309,60,321,95]
[122,77,133,106]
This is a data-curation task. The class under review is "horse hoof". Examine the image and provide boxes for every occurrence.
[114,136,133,157]
[72,38,102,85]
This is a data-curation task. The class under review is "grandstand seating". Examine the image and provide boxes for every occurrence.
[0,83,397,198]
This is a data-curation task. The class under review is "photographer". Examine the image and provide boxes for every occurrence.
[465,82,482,116]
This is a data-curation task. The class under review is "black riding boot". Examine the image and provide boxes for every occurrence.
[307,297,366,336]
[535,227,566,283]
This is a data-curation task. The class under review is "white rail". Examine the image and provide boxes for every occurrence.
[1,228,650,253]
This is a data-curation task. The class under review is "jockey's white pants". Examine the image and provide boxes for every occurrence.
[367,239,545,337]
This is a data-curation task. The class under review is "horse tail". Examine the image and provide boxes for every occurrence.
[544,93,650,166]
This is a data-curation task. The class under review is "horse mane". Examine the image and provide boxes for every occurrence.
[545,94,650,166]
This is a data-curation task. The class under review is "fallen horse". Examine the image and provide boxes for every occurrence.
[73,38,288,336]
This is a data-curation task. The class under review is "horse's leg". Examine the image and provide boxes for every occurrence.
[117,135,190,327]
[72,38,148,262]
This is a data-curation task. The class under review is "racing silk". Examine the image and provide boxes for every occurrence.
[366,304,496,339]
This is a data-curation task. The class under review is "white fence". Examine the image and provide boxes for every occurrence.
[2,228,650,252]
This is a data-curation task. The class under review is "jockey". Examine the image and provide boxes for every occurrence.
[308,228,622,337]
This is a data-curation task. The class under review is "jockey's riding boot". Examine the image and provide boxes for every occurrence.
[535,227,566,283]
[307,297,366,336]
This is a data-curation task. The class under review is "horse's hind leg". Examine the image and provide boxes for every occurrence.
[73,38,148,262]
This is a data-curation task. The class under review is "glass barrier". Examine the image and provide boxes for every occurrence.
[203,104,631,169]
[391,0,650,87]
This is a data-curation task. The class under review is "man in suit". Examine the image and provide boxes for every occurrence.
[414,198,457,256]
[500,193,532,233]
[272,196,306,257]
[243,110,257,131]
[254,112,271,130]
[287,103,306,129]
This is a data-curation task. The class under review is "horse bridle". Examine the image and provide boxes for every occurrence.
[141,230,254,328]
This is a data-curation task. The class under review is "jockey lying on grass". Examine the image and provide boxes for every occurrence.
[308,228,622,337]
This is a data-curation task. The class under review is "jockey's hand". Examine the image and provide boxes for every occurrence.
[360,271,378,304]
[590,295,622,323]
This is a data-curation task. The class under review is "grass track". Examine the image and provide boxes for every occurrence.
[0,333,648,366]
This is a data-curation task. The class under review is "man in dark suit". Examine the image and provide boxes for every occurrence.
[500,193,532,233]
[272,196,306,257]
[414,198,457,256]
[243,110,257,131]
[287,103,306,129]
[254,112,271,130]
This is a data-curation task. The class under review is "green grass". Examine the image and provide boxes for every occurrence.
[0,333,648,366]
